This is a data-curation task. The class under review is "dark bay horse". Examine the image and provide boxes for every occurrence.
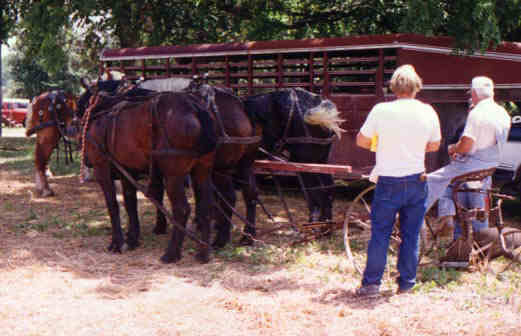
[142,80,263,248]
[149,80,261,248]
[244,88,344,231]
[82,90,217,263]
[25,91,78,197]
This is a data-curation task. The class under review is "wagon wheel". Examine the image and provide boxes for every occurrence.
[343,185,427,275]
[418,212,453,263]
[493,229,521,273]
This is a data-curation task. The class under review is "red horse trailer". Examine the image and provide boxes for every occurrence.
[99,33,521,175]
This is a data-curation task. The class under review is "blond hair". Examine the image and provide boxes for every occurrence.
[389,64,423,96]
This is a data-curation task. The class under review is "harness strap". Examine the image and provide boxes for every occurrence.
[84,132,209,248]
[26,120,58,136]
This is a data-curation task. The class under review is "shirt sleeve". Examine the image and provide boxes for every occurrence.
[360,104,379,138]
[429,106,442,142]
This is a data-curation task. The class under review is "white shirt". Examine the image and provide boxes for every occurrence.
[360,98,441,180]
[463,98,511,153]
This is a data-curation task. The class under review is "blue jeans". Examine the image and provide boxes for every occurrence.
[437,179,490,240]
[362,173,427,291]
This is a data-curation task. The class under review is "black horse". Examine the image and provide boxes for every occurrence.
[244,88,344,232]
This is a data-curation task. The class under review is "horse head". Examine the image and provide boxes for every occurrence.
[246,88,345,153]
[77,78,123,118]
[25,90,78,138]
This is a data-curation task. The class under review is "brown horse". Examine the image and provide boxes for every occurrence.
[139,79,263,248]
[82,89,217,263]
[25,91,78,197]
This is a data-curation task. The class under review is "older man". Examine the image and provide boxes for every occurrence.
[425,77,511,227]
[355,64,441,296]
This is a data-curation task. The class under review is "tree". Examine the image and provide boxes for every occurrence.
[5,0,521,81]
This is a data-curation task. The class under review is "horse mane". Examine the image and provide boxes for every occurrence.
[291,88,345,139]
[303,99,345,139]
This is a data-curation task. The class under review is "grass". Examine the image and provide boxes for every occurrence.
[2,135,521,335]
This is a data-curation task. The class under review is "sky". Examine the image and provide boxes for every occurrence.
[1,37,16,57]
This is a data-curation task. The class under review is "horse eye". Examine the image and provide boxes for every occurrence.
[39,110,44,116]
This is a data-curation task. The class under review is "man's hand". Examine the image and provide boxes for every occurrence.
[356,132,372,150]
[449,136,474,158]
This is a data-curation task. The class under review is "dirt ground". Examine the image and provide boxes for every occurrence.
[1,136,521,335]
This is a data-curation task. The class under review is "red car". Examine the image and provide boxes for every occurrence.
[1,98,30,126]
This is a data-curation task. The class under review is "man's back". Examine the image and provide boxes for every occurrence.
[364,98,440,177]
[463,98,510,153]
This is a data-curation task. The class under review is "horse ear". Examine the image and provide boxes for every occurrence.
[80,78,90,89]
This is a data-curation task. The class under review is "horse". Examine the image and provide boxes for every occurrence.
[244,88,344,232]
[139,78,263,248]
[81,89,217,263]
[25,90,78,197]
[136,80,343,248]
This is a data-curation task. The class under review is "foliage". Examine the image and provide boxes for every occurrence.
[3,0,521,92]
[0,1,18,42]
[402,0,521,51]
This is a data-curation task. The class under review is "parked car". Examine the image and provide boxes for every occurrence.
[494,115,521,195]
[1,98,30,126]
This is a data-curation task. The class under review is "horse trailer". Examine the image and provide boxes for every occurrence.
[99,33,521,175]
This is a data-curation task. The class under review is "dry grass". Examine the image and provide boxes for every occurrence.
[1,136,521,336]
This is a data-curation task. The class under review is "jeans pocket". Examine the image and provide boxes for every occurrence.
[417,181,428,200]
[375,181,395,201]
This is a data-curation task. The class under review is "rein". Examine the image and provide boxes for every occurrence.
[273,89,336,154]
[84,132,210,248]
[191,83,262,145]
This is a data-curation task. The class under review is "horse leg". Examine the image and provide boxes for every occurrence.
[34,141,56,197]
[238,164,258,246]
[301,172,321,222]
[318,174,334,222]
[149,165,167,235]
[160,176,190,264]
[94,166,126,253]
[120,176,141,250]
[212,172,236,249]
[189,167,213,263]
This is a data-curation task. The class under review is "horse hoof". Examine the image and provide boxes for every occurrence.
[41,189,55,197]
[239,236,254,246]
[195,251,210,264]
[107,242,124,253]
[212,238,228,250]
[153,227,167,235]
[127,240,140,251]
[160,253,181,264]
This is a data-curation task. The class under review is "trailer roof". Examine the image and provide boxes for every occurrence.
[100,33,521,63]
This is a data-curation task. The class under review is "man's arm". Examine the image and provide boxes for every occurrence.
[426,140,441,152]
[448,136,474,155]
[356,132,372,150]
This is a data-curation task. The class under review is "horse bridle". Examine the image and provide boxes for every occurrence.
[26,91,76,137]
[273,89,336,155]
[26,91,77,164]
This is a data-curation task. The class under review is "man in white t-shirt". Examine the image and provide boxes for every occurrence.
[355,64,441,296]
[426,77,511,238]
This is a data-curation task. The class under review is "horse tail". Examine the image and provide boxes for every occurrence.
[304,99,346,139]
[191,97,217,155]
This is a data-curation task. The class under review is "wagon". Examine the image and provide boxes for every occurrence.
[98,33,521,270]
